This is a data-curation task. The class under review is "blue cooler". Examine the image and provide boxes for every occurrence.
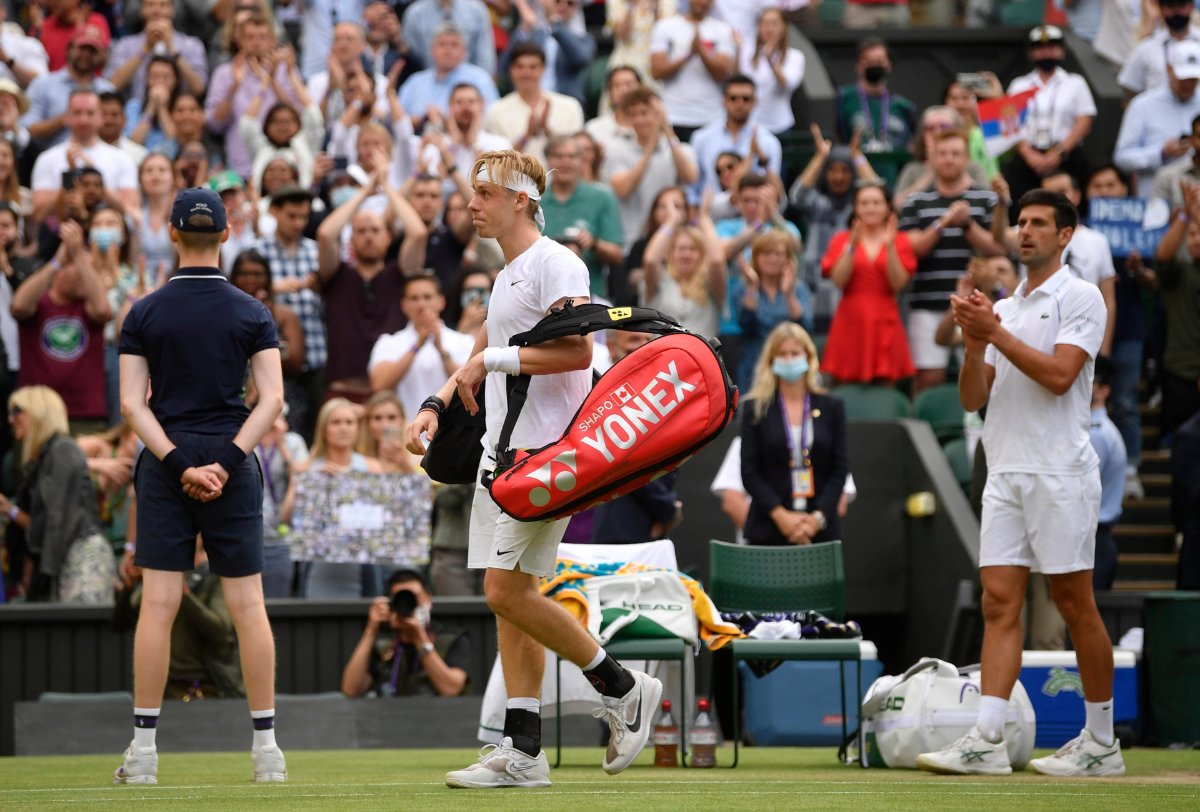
[740,641,883,745]
[1017,650,1138,748]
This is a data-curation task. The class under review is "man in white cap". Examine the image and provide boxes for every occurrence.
[1115,39,1200,198]
[1002,25,1097,208]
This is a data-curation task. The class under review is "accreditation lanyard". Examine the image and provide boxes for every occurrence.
[779,394,816,508]
[857,85,891,151]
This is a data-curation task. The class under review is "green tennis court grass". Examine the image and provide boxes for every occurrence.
[1,747,1197,810]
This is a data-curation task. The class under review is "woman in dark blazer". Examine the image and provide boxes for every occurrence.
[740,322,849,545]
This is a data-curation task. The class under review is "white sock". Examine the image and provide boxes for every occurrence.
[133,707,159,749]
[506,696,541,713]
[251,709,276,750]
[582,647,606,671]
[1085,699,1115,746]
[976,695,1009,743]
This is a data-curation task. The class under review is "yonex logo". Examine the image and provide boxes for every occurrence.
[580,361,697,464]
[524,450,578,507]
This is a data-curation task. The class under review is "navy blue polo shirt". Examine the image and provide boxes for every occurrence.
[118,266,279,436]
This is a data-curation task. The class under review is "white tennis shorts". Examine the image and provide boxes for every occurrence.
[979,470,1101,574]
[467,466,570,578]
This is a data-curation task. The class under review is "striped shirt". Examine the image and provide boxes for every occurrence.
[255,236,327,371]
[899,187,997,311]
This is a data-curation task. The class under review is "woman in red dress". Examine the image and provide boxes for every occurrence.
[820,183,916,384]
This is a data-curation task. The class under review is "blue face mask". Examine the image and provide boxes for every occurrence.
[90,227,123,251]
[330,186,358,208]
[772,355,809,382]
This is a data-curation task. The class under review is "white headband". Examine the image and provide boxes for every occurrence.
[475,165,546,231]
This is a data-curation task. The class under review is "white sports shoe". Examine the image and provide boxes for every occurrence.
[444,737,551,789]
[915,727,1013,775]
[252,745,288,782]
[593,669,663,775]
[113,741,158,785]
[1029,728,1125,777]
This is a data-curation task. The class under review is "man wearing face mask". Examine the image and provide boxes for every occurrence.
[835,37,917,189]
[340,569,472,698]
[1115,40,1200,197]
[1002,26,1097,215]
[1119,0,1200,101]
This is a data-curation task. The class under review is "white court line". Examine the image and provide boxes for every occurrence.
[7,777,1194,792]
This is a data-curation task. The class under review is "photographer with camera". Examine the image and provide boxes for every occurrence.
[340,569,471,697]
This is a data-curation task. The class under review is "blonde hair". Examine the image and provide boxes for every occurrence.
[357,391,406,457]
[309,397,360,461]
[746,322,825,422]
[749,230,797,279]
[666,225,713,307]
[10,386,69,465]
[470,149,548,226]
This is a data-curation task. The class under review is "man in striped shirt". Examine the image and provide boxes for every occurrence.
[899,129,1006,396]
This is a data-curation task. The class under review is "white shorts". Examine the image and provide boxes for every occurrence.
[906,309,951,371]
[979,471,1101,574]
[467,466,570,578]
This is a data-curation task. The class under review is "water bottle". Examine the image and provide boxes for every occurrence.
[688,698,718,768]
[653,699,679,767]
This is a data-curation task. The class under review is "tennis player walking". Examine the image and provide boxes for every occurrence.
[407,150,662,789]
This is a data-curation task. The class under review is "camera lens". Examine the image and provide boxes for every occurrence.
[389,589,418,617]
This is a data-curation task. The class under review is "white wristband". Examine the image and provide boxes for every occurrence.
[483,346,522,375]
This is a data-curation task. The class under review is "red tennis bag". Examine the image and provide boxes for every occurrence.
[482,303,738,522]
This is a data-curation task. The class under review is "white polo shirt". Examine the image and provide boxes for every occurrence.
[1062,224,1117,288]
[1007,68,1097,150]
[650,14,736,128]
[368,321,475,424]
[982,266,1105,476]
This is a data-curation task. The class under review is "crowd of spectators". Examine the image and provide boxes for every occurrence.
[1,0,1199,609]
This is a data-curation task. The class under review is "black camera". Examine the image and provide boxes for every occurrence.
[389,589,418,618]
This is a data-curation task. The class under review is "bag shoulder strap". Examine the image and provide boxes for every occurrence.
[494,302,689,468]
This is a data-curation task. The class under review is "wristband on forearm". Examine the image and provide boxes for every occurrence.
[162,448,190,482]
[483,346,521,375]
[419,395,446,416]
[215,442,247,476]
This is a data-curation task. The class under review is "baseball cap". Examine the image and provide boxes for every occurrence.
[208,170,244,194]
[1028,25,1064,44]
[1170,40,1200,80]
[70,24,109,50]
[0,79,28,115]
[171,187,227,232]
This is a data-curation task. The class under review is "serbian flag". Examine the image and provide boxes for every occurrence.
[978,89,1038,158]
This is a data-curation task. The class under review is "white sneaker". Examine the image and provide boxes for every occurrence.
[592,669,663,775]
[252,745,288,782]
[1029,728,1125,777]
[915,727,1013,775]
[113,741,158,785]
[444,737,551,789]
[1123,471,1144,501]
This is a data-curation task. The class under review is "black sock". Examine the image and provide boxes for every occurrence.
[583,654,636,699]
[503,708,541,757]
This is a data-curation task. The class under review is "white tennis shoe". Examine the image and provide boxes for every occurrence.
[252,744,288,782]
[444,737,551,788]
[593,669,663,775]
[113,741,158,785]
[1029,728,1126,776]
[916,727,1013,775]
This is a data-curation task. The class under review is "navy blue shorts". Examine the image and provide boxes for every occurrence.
[134,432,264,578]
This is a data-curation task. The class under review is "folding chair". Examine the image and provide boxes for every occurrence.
[549,541,694,767]
[708,540,862,767]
